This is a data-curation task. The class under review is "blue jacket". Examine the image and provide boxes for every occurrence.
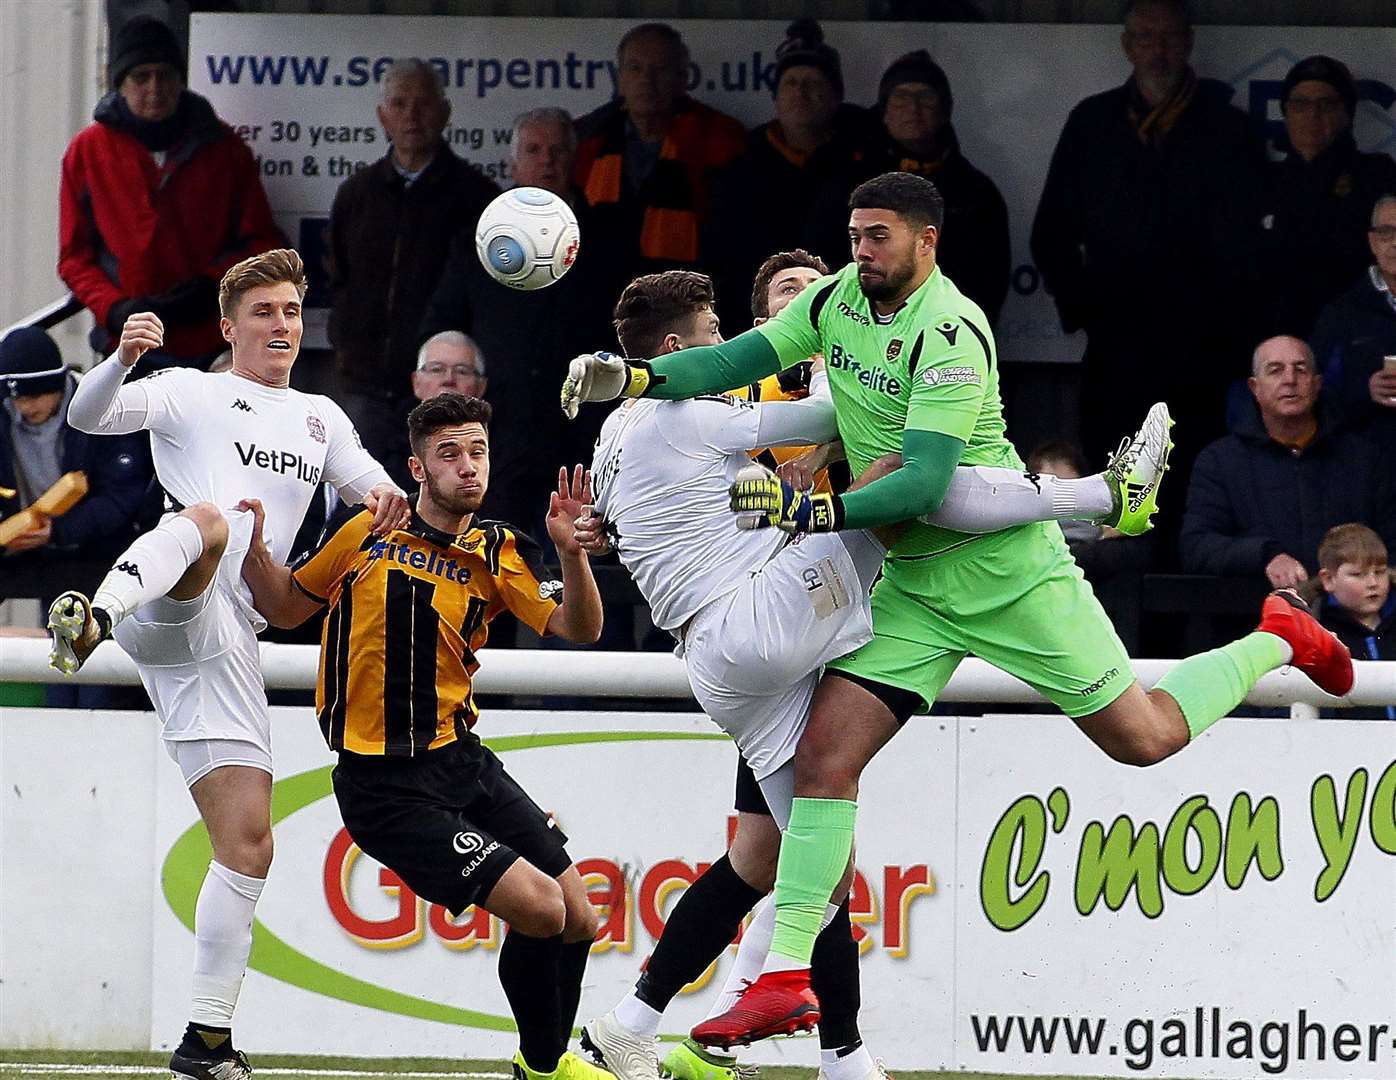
[1180,398,1396,577]
[1319,590,1396,720]
[0,373,152,553]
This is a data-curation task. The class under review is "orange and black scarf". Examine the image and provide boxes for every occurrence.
[1127,67,1197,147]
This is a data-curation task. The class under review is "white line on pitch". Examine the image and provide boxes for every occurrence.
[0,1068,510,1079]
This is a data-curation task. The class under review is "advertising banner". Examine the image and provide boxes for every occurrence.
[188,16,1396,361]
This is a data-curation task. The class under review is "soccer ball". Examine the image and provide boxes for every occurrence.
[475,187,580,290]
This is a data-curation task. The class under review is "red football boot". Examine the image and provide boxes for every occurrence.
[1257,589,1354,697]
[690,970,821,1049]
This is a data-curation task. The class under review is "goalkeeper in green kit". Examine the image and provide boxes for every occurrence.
[561,172,1353,1044]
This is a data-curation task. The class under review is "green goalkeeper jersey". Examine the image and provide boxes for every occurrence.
[753,261,1023,558]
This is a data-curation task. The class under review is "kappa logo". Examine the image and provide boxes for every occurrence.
[452,831,484,855]
[115,561,143,586]
[921,365,979,387]
[538,579,564,601]
[886,339,903,364]
[306,415,326,444]
[935,320,959,346]
[232,398,254,413]
[1024,471,1042,495]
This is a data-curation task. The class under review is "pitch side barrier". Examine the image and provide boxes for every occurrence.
[1,639,1392,718]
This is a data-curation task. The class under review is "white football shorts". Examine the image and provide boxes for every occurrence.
[114,510,272,776]
[681,529,884,783]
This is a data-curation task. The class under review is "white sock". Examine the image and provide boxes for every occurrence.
[820,1045,874,1080]
[93,515,207,626]
[189,861,265,1027]
[751,901,839,982]
[926,466,1113,533]
[706,895,776,1020]
[612,992,663,1040]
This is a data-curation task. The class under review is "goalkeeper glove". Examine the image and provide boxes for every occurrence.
[729,463,842,534]
[560,352,661,419]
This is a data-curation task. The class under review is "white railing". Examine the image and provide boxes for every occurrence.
[2,639,1393,718]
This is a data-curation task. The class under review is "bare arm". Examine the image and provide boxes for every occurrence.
[544,467,603,643]
[237,498,324,628]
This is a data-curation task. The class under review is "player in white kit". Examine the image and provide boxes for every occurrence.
[46,249,408,1080]
[579,267,1164,1080]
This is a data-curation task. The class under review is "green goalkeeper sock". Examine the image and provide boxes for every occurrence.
[1153,632,1289,740]
[768,797,858,966]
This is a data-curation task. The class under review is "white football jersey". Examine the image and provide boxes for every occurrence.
[70,362,386,566]
[591,390,837,631]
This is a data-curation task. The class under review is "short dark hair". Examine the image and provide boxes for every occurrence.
[613,271,715,358]
[1026,439,1089,476]
[848,172,945,231]
[751,249,830,320]
[1122,0,1191,25]
[617,22,688,65]
[407,392,492,457]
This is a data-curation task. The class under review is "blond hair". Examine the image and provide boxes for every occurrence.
[218,249,308,318]
[1318,523,1388,573]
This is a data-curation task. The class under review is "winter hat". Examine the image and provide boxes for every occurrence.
[1281,55,1357,119]
[108,17,186,89]
[878,49,953,119]
[0,328,69,398]
[774,19,844,98]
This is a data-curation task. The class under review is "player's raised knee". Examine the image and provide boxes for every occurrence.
[507,874,567,938]
[1109,725,1188,768]
[182,502,229,555]
[562,892,599,943]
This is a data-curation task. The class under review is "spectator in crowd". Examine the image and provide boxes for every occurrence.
[811,49,1010,324]
[59,16,283,371]
[376,330,488,491]
[1310,524,1395,718]
[0,327,150,564]
[421,107,619,537]
[703,19,872,331]
[327,58,499,465]
[1028,439,1153,652]
[1310,194,1396,453]
[1254,57,1396,339]
[1180,335,1396,588]
[1030,0,1259,483]
[573,23,746,283]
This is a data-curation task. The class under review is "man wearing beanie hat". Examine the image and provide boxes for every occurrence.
[704,19,875,331]
[0,327,149,561]
[808,48,1009,324]
[1032,0,1260,513]
[1251,55,1396,339]
[59,17,283,370]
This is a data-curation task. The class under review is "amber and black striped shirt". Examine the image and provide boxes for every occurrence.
[291,508,561,756]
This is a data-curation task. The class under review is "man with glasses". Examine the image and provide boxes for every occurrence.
[1311,194,1396,455]
[1255,56,1396,339]
[377,330,489,489]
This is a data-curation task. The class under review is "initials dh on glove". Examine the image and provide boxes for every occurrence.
[729,463,842,533]
[560,352,661,419]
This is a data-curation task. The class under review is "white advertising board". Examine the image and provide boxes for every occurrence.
[187,16,1396,360]
[4,706,1394,1077]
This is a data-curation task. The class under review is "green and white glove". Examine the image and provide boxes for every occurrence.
[560,352,658,419]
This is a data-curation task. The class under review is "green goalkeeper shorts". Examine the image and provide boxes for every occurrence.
[827,522,1135,718]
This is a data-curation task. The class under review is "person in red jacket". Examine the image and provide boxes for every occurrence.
[58,17,284,371]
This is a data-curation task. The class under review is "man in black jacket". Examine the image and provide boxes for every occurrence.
[1030,0,1260,480]
[1310,194,1396,453]
[0,327,151,573]
[327,58,499,464]
[1253,56,1396,340]
[418,107,619,537]
[1181,335,1396,589]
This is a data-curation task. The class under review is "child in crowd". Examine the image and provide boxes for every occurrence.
[1311,523,1395,719]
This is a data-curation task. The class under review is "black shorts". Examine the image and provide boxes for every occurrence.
[333,731,571,916]
[733,755,773,817]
